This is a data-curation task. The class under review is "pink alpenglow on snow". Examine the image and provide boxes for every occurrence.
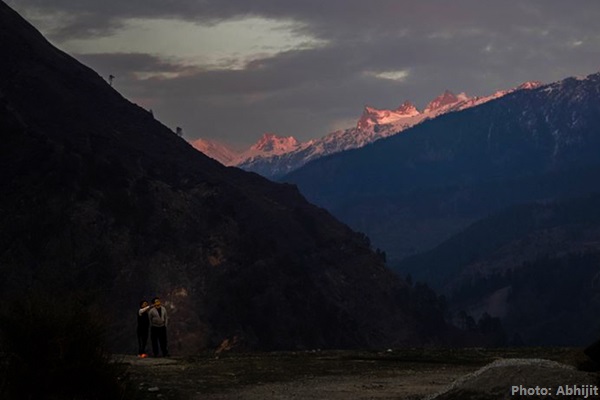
[250,133,301,154]
[357,101,421,130]
[190,138,240,165]
[192,81,543,175]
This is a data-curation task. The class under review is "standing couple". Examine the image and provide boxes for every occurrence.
[137,297,169,357]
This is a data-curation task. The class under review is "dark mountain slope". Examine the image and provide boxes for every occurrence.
[398,194,600,345]
[282,74,600,264]
[0,2,449,352]
[398,193,600,289]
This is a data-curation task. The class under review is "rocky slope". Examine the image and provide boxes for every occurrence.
[0,1,450,353]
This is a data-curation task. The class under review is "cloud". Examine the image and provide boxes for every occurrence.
[7,0,600,147]
[11,1,600,45]
[63,16,327,71]
[367,70,410,82]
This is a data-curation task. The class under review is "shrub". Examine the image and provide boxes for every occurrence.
[0,291,136,400]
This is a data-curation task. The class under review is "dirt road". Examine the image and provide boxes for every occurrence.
[120,348,586,400]
[191,367,476,399]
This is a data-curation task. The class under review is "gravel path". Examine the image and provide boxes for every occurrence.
[120,355,478,399]
[194,368,476,400]
[119,349,594,400]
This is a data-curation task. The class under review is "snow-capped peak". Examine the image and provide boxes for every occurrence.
[357,102,422,129]
[395,101,421,116]
[250,133,300,153]
[517,81,543,90]
[424,90,466,113]
[190,138,241,166]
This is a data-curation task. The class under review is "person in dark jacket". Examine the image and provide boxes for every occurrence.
[148,297,169,357]
[137,300,151,357]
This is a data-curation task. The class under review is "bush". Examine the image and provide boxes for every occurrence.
[0,292,136,400]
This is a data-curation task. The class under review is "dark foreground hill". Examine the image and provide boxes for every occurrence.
[0,1,451,352]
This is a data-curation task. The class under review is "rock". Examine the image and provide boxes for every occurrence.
[427,358,597,400]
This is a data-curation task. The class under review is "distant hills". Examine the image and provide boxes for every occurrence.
[280,71,600,346]
[282,73,600,265]
[193,82,540,178]
[398,193,600,345]
[0,1,452,352]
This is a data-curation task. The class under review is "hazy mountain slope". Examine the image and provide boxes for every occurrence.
[190,138,240,165]
[397,194,600,345]
[397,193,600,290]
[0,1,450,352]
[282,74,600,264]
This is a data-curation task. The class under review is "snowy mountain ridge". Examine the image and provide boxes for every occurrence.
[190,138,241,165]
[192,81,542,177]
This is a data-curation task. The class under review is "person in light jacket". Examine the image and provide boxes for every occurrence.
[148,297,169,357]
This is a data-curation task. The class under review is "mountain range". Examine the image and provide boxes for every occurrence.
[282,72,600,265]
[279,71,600,345]
[192,82,541,178]
[0,1,454,352]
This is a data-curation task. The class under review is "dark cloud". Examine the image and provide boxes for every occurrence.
[75,53,191,77]
[7,0,600,146]
[9,1,600,42]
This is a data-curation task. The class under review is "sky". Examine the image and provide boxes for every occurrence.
[6,0,600,148]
